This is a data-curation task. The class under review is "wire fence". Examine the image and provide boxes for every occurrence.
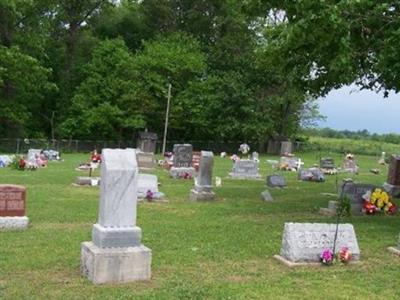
[0,138,309,155]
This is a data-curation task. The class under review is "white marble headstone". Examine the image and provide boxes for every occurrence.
[98,149,138,227]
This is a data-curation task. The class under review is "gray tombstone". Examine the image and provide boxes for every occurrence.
[81,149,151,284]
[280,141,293,155]
[137,174,165,200]
[339,182,375,214]
[343,159,358,173]
[320,158,335,169]
[190,151,215,201]
[267,175,286,188]
[137,152,156,169]
[27,149,41,161]
[298,168,325,182]
[137,131,158,154]
[252,151,259,161]
[230,160,261,179]
[276,222,360,264]
[173,144,193,167]
[280,156,301,170]
[261,189,273,202]
[169,144,195,178]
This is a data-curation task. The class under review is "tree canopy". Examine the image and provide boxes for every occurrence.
[0,0,396,142]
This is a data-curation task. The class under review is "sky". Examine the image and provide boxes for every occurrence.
[317,84,400,134]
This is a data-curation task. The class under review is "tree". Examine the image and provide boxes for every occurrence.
[59,38,144,139]
[265,1,400,96]
[131,32,206,137]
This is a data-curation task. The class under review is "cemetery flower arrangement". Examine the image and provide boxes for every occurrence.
[362,189,397,215]
[179,172,192,179]
[320,249,334,265]
[230,154,240,162]
[320,247,352,265]
[146,190,154,202]
[338,247,352,263]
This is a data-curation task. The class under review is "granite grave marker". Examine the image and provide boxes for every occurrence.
[230,160,261,179]
[190,151,215,201]
[275,222,360,265]
[0,184,29,230]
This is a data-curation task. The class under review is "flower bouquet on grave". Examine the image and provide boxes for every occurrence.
[146,190,154,202]
[179,172,192,180]
[362,189,397,215]
[230,154,240,162]
[320,249,334,265]
[338,247,352,264]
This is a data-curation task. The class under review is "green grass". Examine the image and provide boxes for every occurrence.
[306,136,400,156]
[1,152,400,299]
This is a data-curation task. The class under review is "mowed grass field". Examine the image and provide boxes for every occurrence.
[1,152,400,299]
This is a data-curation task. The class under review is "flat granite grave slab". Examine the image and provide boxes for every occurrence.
[274,222,360,267]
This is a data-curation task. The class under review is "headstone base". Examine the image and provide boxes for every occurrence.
[75,177,101,186]
[273,254,361,267]
[319,201,338,216]
[81,241,151,284]
[0,216,29,230]
[383,182,400,197]
[169,167,195,179]
[92,224,142,248]
[229,173,262,180]
[387,246,400,256]
[190,189,215,201]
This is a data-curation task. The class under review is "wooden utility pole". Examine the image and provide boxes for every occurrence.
[162,83,172,155]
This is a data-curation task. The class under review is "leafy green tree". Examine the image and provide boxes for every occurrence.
[59,38,144,139]
[265,1,400,95]
[132,32,206,137]
[0,46,55,137]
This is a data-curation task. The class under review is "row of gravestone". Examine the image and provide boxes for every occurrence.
[2,149,400,284]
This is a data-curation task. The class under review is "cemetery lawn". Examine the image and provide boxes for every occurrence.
[1,152,400,300]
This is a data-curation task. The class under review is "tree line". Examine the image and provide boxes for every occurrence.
[1,1,397,142]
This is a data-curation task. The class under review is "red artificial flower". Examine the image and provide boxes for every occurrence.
[387,203,397,215]
[19,159,26,169]
[363,201,376,215]
[339,247,352,263]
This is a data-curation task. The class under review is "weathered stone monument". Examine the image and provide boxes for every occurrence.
[383,155,400,197]
[339,182,375,214]
[0,185,29,230]
[343,155,359,173]
[252,151,259,162]
[298,167,325,182]
[280,141,293,155]
[320,157,335,169]
[230,160,261,179]
[137,131,158,154]
[81,149,151,284]
[169,144,195,178]
[138,174,165,200]
[266,175,286,188]
[260,189,273,201]
[137,152,156,169]
[190,151,215,201]
[274,222,360,266]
